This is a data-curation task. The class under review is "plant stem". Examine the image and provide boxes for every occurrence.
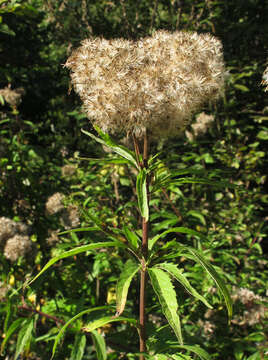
[139,131,149,360]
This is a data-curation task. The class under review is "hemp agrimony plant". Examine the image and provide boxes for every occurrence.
[27,30,233,359]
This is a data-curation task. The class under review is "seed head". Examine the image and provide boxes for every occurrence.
[65,30,225,139]
[46,192,65,215]
[0,217,28,245]
[4,234,32,262]
[0,86,25,108]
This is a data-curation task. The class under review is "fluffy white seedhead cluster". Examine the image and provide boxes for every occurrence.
[231,287,267,326]
[45,192,65,215]
[0,87,25,107]
[4,234,32,262]
[60,205,80,229]
[232,287,263,305]
[0,217,28,244]
[61,164,77,177]
[262,65,268,92]
[186,112,215,141]
[46,193,80,230]
[0,217,31,262]
[65,30,225,138]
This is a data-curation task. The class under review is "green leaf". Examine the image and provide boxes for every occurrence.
[257,130,268,140]
[182,247,232,319]
[174,345,211,360]
[169,177,237,189]
[116,259,141,315]
[136,169,149,221]
[51,306,110,359]
[70,333,86,360]
[234,84,249,92]
[15,318,34,360]
[157,263,212,308]
[187,210,206,226]
[149,227,206,251]
[123,225,141,249]
[26,241,125,286]
[0,23,16,36]
[149,268,183,344]
[58,227,99,235]
[83,316,137,332]
[159,344,210,360]
[91,330,107,360]
[81,128,138,168]
[0,94,5,105]
[1,318,25,354]
[171,355,192,360]
[3,299,12,333]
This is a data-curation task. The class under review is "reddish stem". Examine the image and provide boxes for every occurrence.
[139,131,149,360]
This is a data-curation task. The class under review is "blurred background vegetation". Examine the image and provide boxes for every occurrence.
[0,0,267,359]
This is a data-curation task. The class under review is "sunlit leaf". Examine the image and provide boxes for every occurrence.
[149,227,207,251]
[149,267,183,344]
[14,318,34,360]
[82,128,138,168]
[123,225,141,249]
[173,345,211,360]
[26,242,125,286]
[91,330,107,360]
[181,247,232,319]
[136,169,149,221]
[157,263,212,308]
[116,259,141,315]
[70,333,86,360]
[51,306,110,358]
[1,318,25,354]
[83,316,137,332]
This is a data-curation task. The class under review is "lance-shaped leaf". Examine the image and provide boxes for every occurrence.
[157,263,212,308]
[15,318,34,360]
[149,268,183,344]
[171,345,210,360]
[1,318,25,354]
[136,168,149,221]
[83,316,137,332]
[123,225,141,250]
[70,333,86,360]
[167,177,238,189]
[82,128,138,169]
[149,227,207,251]
[26,241,125,286]
[171,354,192,360]
[116,259,141,315]
[51,306,110,358]
[91,330,107,360]
[181,247,232,319]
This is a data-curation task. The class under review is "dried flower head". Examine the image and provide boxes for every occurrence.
[262,65,268,92]
[0,86,25,108]
[60,205,80,229]
[47,229,60,246]
[0,283,10,300]
[0,217,28,245]
[232,287,263,305]
[186,112,215,141]
[46,192,65,215]
[61,164,77,177]
[231,287,267,327]
[4,234,32,262]
[65,30,225,138]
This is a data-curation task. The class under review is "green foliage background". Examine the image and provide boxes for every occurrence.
[0,0,267,359]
